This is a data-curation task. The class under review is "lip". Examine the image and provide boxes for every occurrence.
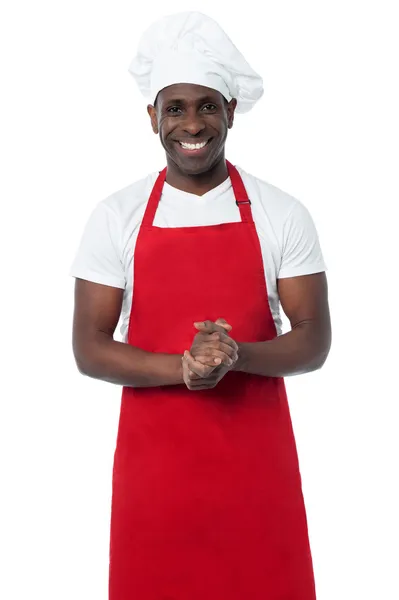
[174,138,213,156]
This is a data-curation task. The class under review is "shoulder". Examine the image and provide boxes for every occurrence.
[73,170,159,265]
[235,165,307,222]
[234,165,326,276]
[98,170,159,219]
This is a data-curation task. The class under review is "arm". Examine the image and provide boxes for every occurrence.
[72,278,184,387]
[233,272,331,377]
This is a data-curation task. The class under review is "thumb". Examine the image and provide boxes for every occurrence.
[193,319,232,333]
[215,318,232,332]
[193,320,216,332]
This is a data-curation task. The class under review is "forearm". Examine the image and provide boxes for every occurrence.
[74,333,184,387]
[233,322,331,378]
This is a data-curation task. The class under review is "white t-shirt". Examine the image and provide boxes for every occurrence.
[69,165,327,342]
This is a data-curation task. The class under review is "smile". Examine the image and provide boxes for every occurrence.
[176,139,212,154]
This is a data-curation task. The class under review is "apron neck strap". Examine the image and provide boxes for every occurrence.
[142,161,253,227]
[142,167,167,227]
[226,160,253,223]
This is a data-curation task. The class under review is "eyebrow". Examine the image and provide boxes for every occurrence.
[163,96,220,106]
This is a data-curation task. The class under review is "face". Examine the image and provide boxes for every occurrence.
[147,83,237,176]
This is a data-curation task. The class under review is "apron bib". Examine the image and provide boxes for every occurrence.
[109,161,316,599]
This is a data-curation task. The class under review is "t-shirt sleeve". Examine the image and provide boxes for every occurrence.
[278,201,327,278]
[69,201,126,289]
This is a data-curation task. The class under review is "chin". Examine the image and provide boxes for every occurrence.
[170,153,221,176]
[179,162,213,176]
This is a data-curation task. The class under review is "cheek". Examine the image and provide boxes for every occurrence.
[213,125,228,146]
[210,119,227,139]
[158,120,175,144]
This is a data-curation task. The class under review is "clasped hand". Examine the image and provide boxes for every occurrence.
[182,318,239,391]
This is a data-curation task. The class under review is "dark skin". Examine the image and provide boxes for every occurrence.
[72,281,237,388]
[147,83,237,194]
[183,273,331,389]
[72,83,331,389]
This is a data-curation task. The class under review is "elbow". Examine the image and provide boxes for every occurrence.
[312,337,332,371]
[72,341,95,377]
[312,355,328,372]
[73,353,92,377]
[75,358,91,377]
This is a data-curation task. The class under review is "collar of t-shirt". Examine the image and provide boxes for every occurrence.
[162,175,233,206]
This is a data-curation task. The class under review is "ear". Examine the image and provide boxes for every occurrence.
[227,98,237,129]
[147,104,159,134]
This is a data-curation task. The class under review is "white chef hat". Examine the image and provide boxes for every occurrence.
[128,11,264,114]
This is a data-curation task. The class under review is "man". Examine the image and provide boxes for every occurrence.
[70,10,331,600]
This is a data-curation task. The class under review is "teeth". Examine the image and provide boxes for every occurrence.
[180,141,208,150]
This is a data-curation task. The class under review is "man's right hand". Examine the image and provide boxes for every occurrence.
[188,318,239,376]
[182,350,232,390]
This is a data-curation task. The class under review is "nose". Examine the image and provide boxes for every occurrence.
[182,111,206,136]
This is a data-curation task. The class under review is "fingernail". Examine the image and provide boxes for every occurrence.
[214,358,221,364]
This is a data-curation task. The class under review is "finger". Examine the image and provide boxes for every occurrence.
[198,338,238,359]
[215,318,232,332]
[182,355,207,384]
[193,349,235,367]
[182,361,204,389]
[192,350,223,367]
[186,358,214,378]
[193,331,238,353]
[195,357,233,369]
[192,329,237,351]
[208,331,239,353]
[187,382,217,391]
[184,351,215,378]
[188,383,217,390]
[193,320,232,335]
[193,357,223,368]
[191,338,238,364]
[188,368,202,380]
[187,370,219,388]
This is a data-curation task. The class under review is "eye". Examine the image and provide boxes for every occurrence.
[202,104,217,112]
[167,106,182,114]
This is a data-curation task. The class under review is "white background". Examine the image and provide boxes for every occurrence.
[1,1,398,598]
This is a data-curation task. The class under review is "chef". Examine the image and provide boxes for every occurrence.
[70,10,331,600]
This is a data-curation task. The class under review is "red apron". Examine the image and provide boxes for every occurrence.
[109,161,316,599]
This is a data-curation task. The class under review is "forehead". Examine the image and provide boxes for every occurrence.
[157,83,224,105]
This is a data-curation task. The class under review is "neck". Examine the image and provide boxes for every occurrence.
[165,155,229,196]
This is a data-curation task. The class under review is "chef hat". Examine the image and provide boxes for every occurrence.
[128,11,264,114]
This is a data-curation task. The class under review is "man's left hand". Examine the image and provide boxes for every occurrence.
[182,318,239,390]
[182,350,232,390]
